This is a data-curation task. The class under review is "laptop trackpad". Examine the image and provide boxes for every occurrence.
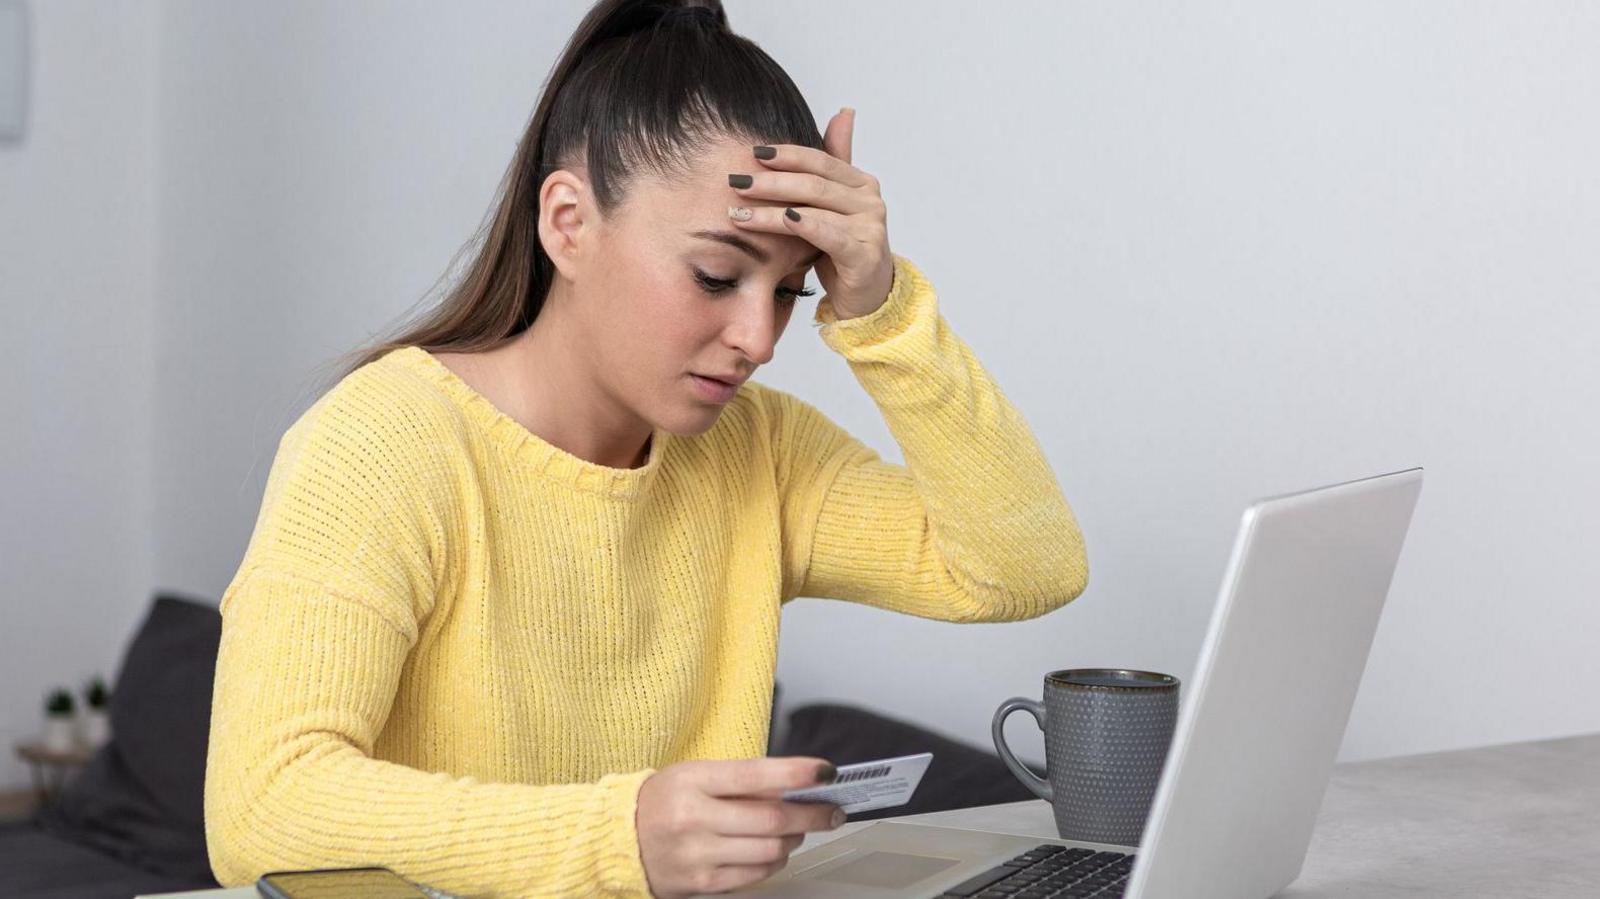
[806,851,961,888]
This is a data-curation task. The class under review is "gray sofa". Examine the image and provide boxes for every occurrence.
[1,594,223,897]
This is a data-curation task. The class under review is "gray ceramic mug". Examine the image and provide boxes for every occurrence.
[992,668,1180,846]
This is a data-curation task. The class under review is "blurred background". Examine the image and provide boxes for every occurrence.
[2,0,1597,811]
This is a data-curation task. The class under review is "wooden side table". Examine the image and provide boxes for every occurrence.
[13,740,95,806]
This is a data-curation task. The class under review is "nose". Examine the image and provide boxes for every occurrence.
[722,292,780,367]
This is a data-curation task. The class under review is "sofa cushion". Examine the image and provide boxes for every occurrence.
[33,593,222,885]
[772,703,1047,821]
[0,820,217,899]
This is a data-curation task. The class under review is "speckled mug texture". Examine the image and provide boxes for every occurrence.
[992,668,1180,846]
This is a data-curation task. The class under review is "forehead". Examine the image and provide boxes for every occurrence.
[624,139,822,272]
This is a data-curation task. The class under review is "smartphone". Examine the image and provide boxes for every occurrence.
[257,866,431,899]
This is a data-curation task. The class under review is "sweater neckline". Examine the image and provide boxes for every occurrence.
[385,345,667,501]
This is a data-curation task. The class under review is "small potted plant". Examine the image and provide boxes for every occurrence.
[81,676,112,747]
[43,688,77,752]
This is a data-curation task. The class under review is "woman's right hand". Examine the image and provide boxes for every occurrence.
[636,756,845,898]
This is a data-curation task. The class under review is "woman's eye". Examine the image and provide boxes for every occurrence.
[693,270,738,293]
[693,269,816,304]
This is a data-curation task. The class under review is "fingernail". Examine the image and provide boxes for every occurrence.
[727,206,752,222]
[785,208,801,222]
[840,106,855,116]
[831,808,848,828]
[815,762,837,785]
[728,173,753,189]
[752,145,776,159]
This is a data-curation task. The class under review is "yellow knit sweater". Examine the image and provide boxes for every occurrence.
[203,253,1089,897]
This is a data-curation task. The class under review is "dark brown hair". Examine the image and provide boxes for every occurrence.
[320,0,824,391]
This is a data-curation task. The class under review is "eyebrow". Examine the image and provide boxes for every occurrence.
[687,229,825,272]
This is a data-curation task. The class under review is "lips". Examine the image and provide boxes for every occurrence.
[690,373,740,404]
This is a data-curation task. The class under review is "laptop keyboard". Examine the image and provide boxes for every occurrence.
[932,844,1135,898]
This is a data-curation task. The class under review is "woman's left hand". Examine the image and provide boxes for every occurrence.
[727,107,895,321]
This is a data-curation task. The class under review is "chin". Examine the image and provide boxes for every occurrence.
[643,398,726,438]
[661,406,724,437]
[645,378,735,436]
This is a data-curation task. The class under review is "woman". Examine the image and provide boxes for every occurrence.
[202,1,1089,897]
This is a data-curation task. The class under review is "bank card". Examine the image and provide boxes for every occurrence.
[779,752,933,815]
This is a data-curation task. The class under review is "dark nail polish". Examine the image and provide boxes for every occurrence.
[785,208,801,222]
[815,762,837,785]
[753,145,776,159]
[728,173,753,189]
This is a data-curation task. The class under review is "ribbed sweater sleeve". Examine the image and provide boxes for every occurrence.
[776,254,1090,622]
[203,384,656,897]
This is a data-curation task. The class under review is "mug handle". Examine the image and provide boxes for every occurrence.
[991,697,1053,802]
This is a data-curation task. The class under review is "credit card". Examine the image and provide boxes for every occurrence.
[780,752,933,816]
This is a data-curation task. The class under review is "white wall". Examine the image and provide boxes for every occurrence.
[762,1,1600,763]
[0,1,159,788]
[2,0,1596,791]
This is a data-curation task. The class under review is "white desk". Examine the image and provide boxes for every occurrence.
[143,730,1600,898]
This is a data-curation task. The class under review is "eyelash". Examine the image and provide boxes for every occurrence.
[693,268,816,305]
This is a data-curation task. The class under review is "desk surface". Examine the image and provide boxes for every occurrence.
[144,730,1600,898]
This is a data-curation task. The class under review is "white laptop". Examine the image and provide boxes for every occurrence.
[717,467,1424,899]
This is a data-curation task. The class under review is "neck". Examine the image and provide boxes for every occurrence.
[489,299,654,470]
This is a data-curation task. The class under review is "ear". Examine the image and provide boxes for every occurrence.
[537,168,593,281]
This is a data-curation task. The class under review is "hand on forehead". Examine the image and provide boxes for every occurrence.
[681,138,819,268]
